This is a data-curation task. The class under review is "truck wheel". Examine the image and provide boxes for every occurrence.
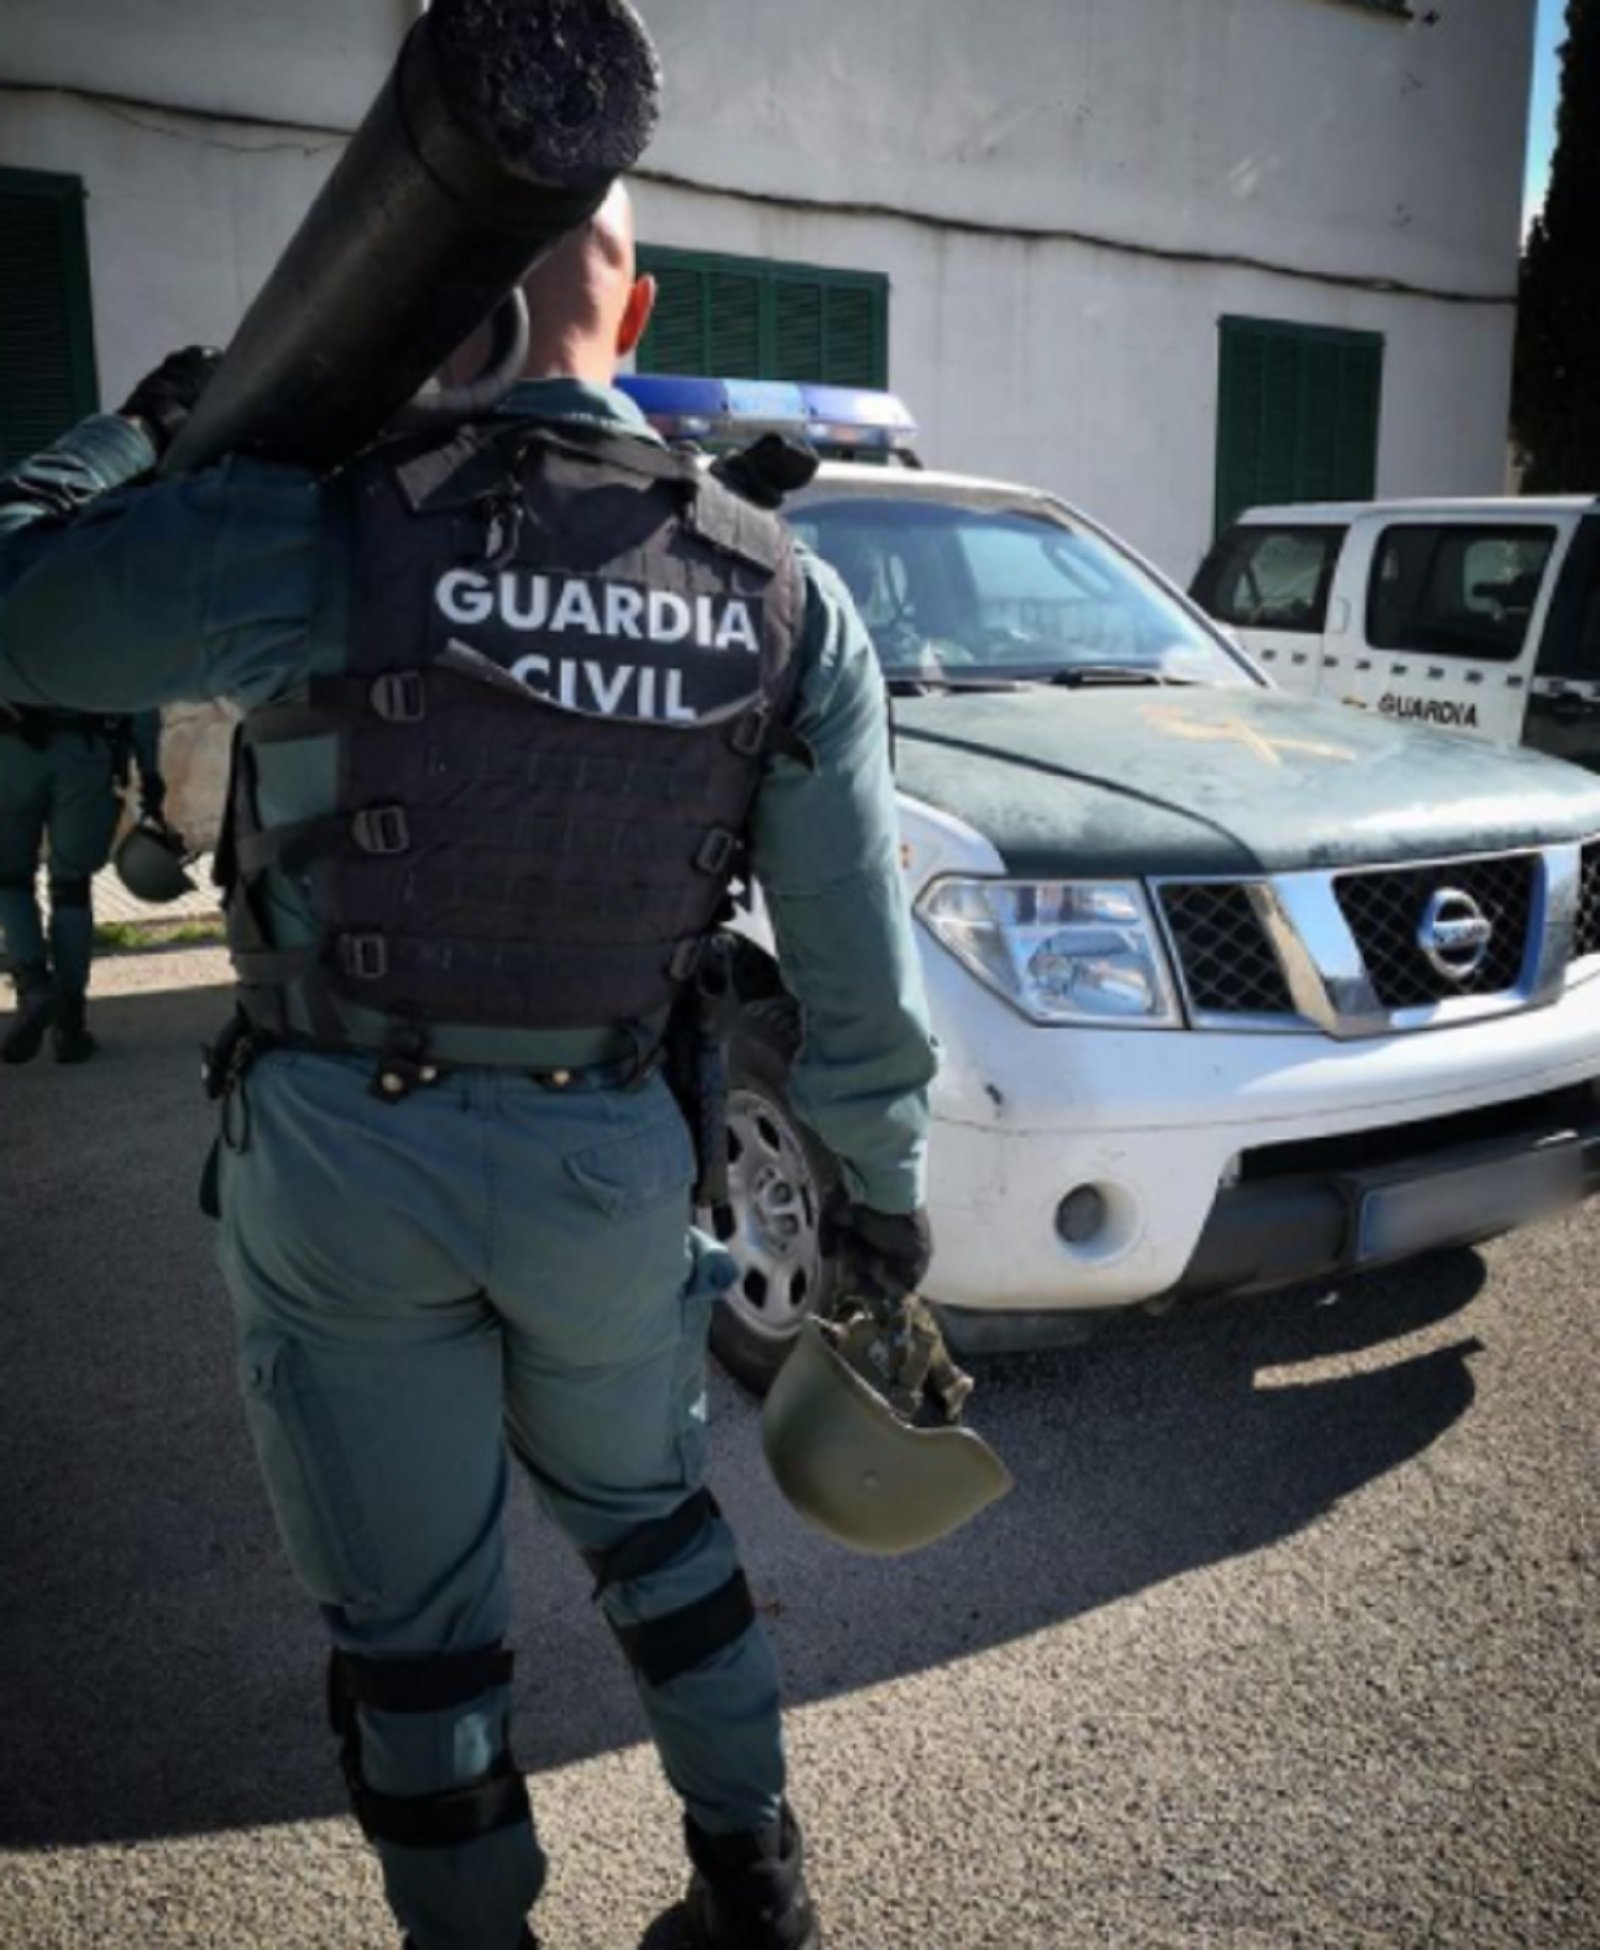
[706,998,840,1396]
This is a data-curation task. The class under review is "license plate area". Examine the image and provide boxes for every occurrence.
[1356,1138,1583,1265]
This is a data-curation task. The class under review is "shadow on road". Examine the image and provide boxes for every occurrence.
[0,979,1482,1849]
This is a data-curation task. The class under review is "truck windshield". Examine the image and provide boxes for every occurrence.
[791,494,1257,689]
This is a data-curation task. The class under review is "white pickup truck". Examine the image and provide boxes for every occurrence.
[620,381,1600,1390]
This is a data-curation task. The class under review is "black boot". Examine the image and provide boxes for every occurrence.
[51,995,97,1065]
[1,970,58,1066]
[683,1804,821,1950]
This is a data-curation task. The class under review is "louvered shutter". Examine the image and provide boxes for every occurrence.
[637,248,888,387]
[1334,334,1383,507]
[0,170,98,467]
[642,258,709,375]
[709,269,763,377]
[1215,318,1383,534]
[774,278,825,382]
[822,282,881,386]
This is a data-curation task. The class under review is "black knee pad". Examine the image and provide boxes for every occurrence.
[582,1492,757,1689]
[327,1645,536,1853]
[48,877,92,910]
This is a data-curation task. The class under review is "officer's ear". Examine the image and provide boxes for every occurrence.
[617,274,657,360]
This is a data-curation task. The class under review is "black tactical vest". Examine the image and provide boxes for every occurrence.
[223,420,806,1050]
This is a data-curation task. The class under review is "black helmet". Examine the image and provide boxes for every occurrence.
[761,1294,1013,1556]
[113,820,197,905]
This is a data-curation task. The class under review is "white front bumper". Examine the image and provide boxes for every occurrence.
[920,940,1600,1316]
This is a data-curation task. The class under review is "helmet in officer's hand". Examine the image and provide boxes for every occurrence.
[114,820,198,905]
[761,1311,1013,1556]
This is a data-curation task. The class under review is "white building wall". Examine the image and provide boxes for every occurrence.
[634,0,1530,296]
[0,93,342,407]
[0,0,1536,579]
[630,179,1518,579]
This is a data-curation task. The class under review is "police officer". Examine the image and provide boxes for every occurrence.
[0,700,166,1063]
[0,186,936,1950]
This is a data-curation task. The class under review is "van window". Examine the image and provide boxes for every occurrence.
[1534,518,1600,679]
[1367,526,1557,662]
[1191,525,1345,634]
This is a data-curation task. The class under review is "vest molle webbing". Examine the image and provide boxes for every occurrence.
[224,420,808,1052]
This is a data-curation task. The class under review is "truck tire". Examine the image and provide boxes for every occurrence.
[706,997,840,1397]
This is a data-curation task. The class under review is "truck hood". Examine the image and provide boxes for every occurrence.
[892,685,1600,877]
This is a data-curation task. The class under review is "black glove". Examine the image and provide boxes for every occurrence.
[139,773,167,821]
[821,1190,933,1305]
[119,346,223,456]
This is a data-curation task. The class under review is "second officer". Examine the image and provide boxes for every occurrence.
[0,703,166,1063]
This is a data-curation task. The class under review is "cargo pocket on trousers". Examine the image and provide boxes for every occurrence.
[238,1332,385,1611]
[673,1233,738,1485]
[564,1111,696,1219]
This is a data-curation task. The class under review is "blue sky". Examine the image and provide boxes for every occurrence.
[1524,0,1567,227]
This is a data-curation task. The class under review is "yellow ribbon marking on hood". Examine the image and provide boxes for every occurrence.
[1139,701,1359,771]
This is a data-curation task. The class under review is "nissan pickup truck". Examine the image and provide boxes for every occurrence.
[623,380,1600,1388]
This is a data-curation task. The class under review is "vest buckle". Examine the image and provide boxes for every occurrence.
[668,938,705,985]
[370,672,426,723]
[694,828,738,877]
[352,806,411,856]
[729,705,770,758]
[338,933,390,982]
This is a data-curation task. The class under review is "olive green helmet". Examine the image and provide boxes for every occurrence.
[113,821,198,905]
[761,1300,1013,1557]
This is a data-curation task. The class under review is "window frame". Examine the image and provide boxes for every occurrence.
[1193,522,1349,636]
[1534,516,1600,680]
[1365,522,1561,665]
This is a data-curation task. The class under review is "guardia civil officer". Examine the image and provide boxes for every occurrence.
[0,187,936,1950]
[0,699,167,1063]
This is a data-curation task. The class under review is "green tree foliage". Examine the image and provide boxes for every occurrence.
[1514,0,1600,489]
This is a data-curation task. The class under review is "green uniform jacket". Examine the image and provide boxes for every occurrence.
[0,386,935,1212]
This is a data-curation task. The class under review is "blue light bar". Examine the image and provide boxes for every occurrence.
[618,374,919,460]
[802,385,918,453]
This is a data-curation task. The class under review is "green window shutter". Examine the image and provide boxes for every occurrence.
[822,282,882,387]
[774,278,825,383]
[0,169,98,468]
[1216,324,1267,536]
[637,247,888,388]
[644,259,710,375]
[709,269,764,377]
[1334,334,1383,508]
[1215,318,1383,535]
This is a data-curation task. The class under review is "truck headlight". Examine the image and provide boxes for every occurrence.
[917,878,1181,1026]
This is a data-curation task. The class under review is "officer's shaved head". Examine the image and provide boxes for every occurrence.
[517,182,657,384]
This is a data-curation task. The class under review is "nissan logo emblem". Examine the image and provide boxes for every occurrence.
[1417,887,1494,983]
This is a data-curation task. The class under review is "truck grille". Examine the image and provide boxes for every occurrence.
[1332,855,1536,1008]
[1577,844,1600,961]
[1158,883,1295,1016]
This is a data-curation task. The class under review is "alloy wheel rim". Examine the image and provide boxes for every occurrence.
[716,1085,823,1344]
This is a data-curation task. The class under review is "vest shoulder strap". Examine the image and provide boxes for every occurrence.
[385,418,792,576]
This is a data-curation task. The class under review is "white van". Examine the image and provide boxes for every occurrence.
[1192,498,1600,770]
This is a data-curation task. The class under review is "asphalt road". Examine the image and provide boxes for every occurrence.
[0,950,1595,1950]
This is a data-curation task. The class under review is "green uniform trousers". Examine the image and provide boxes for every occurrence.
[0,727,121,997]
[216,1047,785,1950]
